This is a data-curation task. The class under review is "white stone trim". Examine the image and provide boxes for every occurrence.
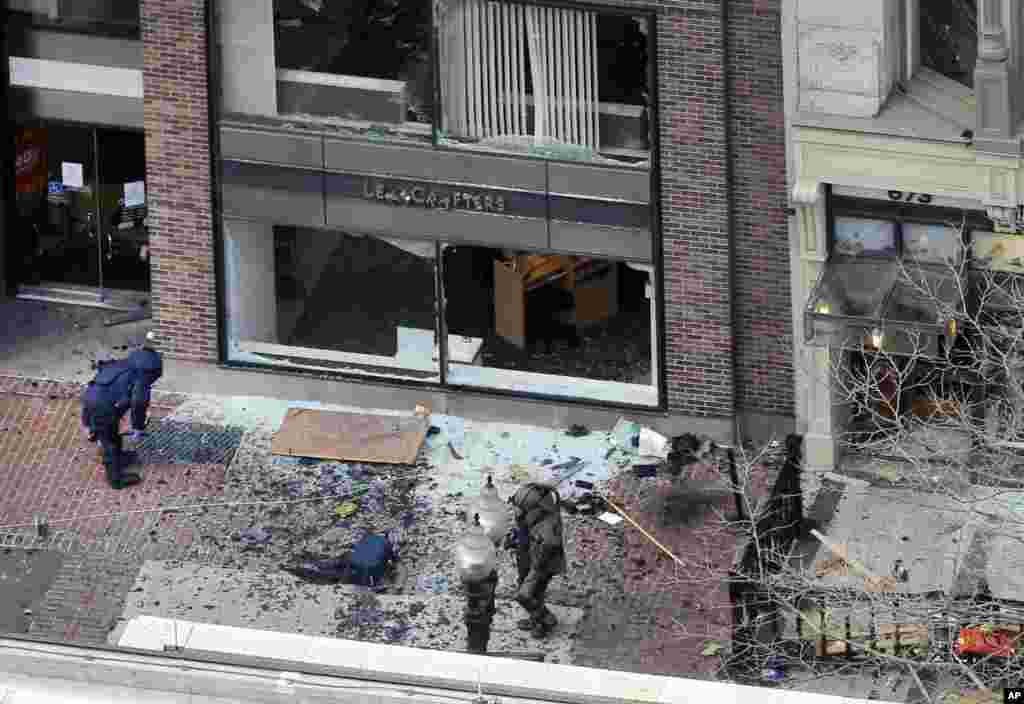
[9,57,142,99]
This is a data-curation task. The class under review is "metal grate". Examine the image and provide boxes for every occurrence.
[133,421,244,466]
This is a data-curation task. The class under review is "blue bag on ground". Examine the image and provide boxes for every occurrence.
[349,533,395,588]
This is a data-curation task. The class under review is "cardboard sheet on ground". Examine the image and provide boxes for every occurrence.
[271,408,427,464]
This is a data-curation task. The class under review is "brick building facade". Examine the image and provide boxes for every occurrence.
[2,0,792,441]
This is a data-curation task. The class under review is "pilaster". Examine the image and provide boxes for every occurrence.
[975,0,1018,154]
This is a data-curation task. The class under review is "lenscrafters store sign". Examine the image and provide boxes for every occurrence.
[362,177,508,213]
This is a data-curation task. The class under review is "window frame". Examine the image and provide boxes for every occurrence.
[4,3,141,40]
[429,0,655,169]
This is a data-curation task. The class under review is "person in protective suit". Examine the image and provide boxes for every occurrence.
[86,347,163,489]
[504,482,566,638]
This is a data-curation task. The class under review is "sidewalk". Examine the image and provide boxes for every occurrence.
[0,373,773,678]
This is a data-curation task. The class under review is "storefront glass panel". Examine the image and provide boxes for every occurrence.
[216,0,432,145]
[14,123,100,288]
[12,123,149,297]
[441,244,658,406]
[435,1,650,167]
[223,220,442,382]
[96,129,149,291]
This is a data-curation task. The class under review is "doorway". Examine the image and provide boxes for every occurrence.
[12,122,149,308]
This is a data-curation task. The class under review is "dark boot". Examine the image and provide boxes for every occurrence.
[517,617,536,631]
[530,608,557,638]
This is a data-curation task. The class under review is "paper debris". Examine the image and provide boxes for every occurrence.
[701,641,722,656]
[597,512,623,525]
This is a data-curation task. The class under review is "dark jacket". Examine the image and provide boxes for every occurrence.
[92,348,163,431]
[510,483,566,577]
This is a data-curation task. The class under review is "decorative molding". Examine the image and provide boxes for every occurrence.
[790,180,822,205]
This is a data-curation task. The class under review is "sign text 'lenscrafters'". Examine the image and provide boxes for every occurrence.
[363,178,506,213]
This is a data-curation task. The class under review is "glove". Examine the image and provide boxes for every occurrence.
[128,429,147,442]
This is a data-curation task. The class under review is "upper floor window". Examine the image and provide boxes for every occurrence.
[216,0,433,145]
[216,0,652,167]
[5,0,140,38]
[919,0,977,87]
[435,0,650,166]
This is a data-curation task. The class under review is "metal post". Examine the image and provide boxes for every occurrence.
[726,447,746,523]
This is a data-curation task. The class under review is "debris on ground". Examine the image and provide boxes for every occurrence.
[638,427,670,459]
[566,424,590,437]
[238,527,272,546]
[700,641,722,656]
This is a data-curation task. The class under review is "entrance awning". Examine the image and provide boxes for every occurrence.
[805,256,963,358]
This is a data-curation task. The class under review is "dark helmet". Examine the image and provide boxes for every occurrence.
[509,483,559,523]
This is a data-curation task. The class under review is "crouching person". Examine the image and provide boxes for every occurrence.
[88,347,163,489]
[506,482,566,638]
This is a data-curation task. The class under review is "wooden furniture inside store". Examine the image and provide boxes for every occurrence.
[494,253,618,349]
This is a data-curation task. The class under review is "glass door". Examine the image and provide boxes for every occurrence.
[96,129,149,292]
[14,123,102,291]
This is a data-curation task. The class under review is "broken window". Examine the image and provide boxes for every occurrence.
[442,245,658,406]
[217,0,432,140]
[273,0,432,127]
[435,0,650,166]
[920,0,977,87]
[223,220,442,382]
[5,0,140,36]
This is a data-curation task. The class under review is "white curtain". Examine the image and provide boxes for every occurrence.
[437,0,598,149]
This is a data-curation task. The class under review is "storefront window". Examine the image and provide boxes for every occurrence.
[832,217,898,257]
[223,222,442,382]
[435,0,650,166]
[217,0,432,143]
[5,0,140,37]
[441,245,658,406]
[221,224,660,405]
[902,222,960,264]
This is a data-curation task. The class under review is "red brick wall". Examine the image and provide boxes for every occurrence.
[657,0,792,420]
[657,3,733,417]
[142,0,217,362]
[727,0,794,418]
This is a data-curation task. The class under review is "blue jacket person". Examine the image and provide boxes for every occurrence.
[82,348,163,489]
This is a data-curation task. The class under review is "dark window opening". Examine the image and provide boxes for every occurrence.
[5,0,140,38]
[272,0,433,126]
[920,0,977,87]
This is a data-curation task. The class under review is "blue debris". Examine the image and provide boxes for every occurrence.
[285,480,305,497]
[384,623,414,642]
[350,606,383,626]
[416,575,449,594]
[239,527,271,546]
[298,456,320,466]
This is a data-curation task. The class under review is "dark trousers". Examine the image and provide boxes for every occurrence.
[92,402,127,485]
[515,558,554,621]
